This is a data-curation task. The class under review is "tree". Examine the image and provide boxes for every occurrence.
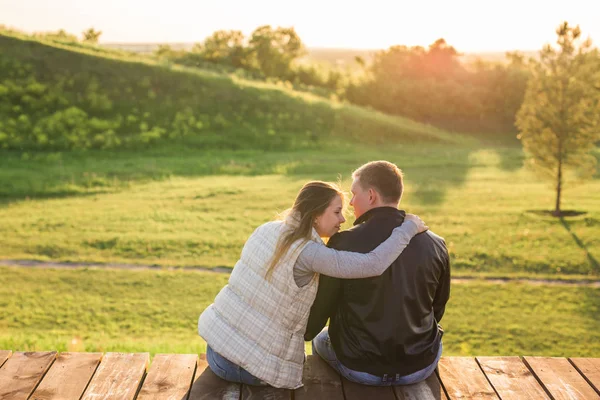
[82,28,102,44]
[199,30,249,68]
[516,22,600,216]
[248,25,305,78]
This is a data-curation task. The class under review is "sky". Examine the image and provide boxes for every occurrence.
[1,0,599,52]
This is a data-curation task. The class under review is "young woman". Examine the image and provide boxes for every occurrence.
[198,181,427,389]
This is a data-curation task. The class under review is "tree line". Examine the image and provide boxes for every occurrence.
[153,26,531,134]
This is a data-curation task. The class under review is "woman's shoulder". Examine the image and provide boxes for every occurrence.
[256,220,285,232]
[249,220,286,240]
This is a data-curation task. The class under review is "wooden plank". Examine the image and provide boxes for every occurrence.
[30,352,103,400]
[136,354,198,400]
[188,355,241,400]
[0,350,12,368]
[524,357,599,400]
[437,357,498,399]
[477,356,550,399]
[341,378,396,400]
[394,371,448,400]
[295,355,344,400]
[0,351,57,400]
[241,384,291,399]
[570,358,600,395]
[81,352,148,400]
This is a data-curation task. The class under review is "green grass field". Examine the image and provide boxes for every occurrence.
[1,31,599,358]
[1,143,598,277]
[1,266,598,357]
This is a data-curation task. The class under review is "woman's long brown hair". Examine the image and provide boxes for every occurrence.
[266,181,343,279]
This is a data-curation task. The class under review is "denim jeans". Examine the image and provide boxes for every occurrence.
[206,345,268,386]
[312,328,442,386]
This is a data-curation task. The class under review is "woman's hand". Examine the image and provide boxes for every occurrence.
[405,213,429,233]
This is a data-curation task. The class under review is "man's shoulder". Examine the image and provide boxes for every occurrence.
[408,229,448,250]
[409,230,450,264]
[424,230,447,246]
[420,229,444,242]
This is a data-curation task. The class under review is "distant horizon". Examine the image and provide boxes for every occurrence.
[99,41,540,54]
[2,0,599,53]
[0,24,541,54]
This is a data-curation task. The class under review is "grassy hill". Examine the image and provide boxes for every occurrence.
[0,32,459,152]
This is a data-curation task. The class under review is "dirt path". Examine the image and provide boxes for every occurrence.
[1,259,599,287]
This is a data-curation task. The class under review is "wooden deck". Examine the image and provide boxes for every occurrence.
[0,351,599,399]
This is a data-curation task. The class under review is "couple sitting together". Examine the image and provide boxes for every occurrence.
[198,160,451,389]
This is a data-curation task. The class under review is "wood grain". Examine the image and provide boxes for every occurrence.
[136,353,198,400]
[569,358,600,395]
[0,351,57,400]
[477,356,550,400]
[437,357,498,399]
[30,352,103,400]
[523,357,599,400]
[295,355,343,400]
[394,371,448,400]
[81,352,148,400]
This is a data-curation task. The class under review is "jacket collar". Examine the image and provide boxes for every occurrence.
[354,206,406,226]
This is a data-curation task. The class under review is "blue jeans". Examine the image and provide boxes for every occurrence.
[206,345,268,386]
[312,328,442,386]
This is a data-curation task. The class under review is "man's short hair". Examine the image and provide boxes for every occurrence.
[352,160,404,204]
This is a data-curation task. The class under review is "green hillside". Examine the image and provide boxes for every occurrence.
[0,32,460,152]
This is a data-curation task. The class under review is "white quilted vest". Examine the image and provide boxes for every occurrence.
[198,218,321,389]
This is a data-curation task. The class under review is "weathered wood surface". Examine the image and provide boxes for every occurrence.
[81,352,149,400]
[136,353,198,400]
[437,356,498,399]
[0,350,599,399]
[295,355,343,400]
[570,358,600,395]
[477,356,551,400]
[30,352,103,400]
[393,372,448,400]
[0,351,57,400]
[524,356,600,400]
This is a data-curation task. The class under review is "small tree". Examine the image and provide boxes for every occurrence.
[516,22,600,216]
[248,25,305,78]
[200,30,249,68]
[82,28,102,44]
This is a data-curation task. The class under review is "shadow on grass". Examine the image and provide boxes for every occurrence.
[559,217,600,275]
[408,149,472,206]
[0,144,475,208]
[526,210,588,217]
[578,285,600,347]
[0,190,115,208]
[497,146,525,172]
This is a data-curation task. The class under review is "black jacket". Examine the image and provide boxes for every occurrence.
[304,207,450,376]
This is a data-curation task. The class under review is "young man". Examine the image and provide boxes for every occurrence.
[305,160,450,386]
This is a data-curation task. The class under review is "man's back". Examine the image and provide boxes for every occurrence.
[305,207,450,376]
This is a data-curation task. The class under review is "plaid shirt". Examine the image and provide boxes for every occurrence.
[198,219,321,389]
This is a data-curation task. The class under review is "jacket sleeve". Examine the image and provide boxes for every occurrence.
[300,221,418,279]
[433,251,451,323]
[303,234,343,341]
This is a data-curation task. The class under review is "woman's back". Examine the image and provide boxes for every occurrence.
[198,220,321,389]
